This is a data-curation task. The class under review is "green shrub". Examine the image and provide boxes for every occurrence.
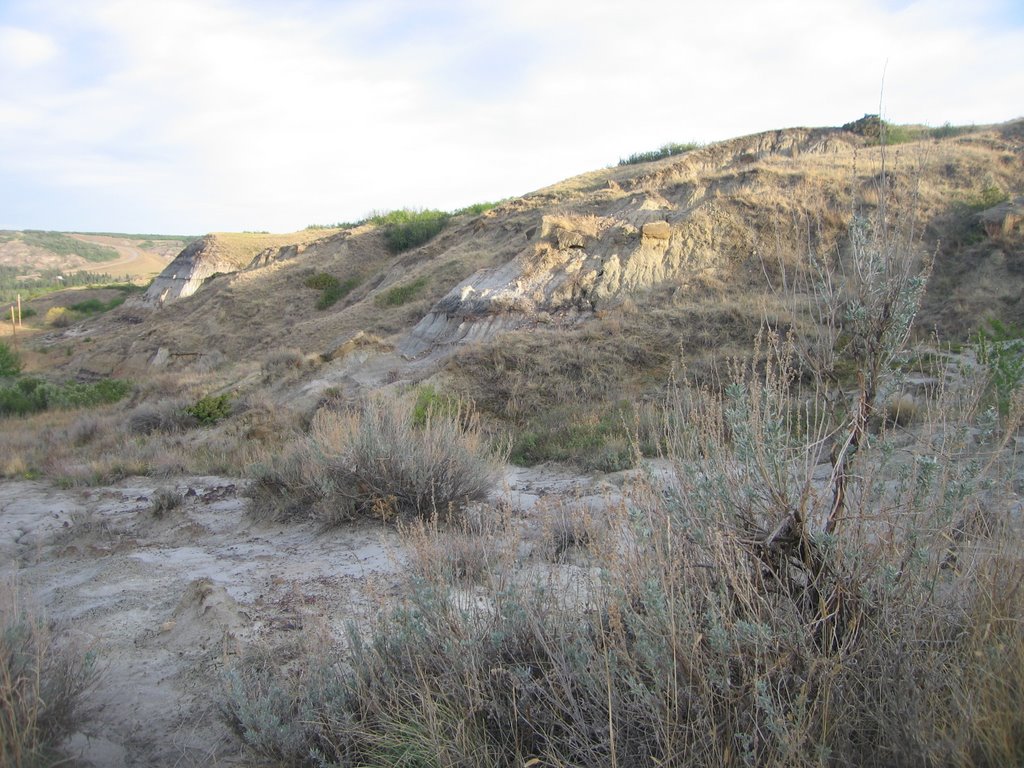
[976,317,1024,419]
[304,274,359,309]
[0,377,130,416]
[186,393,233,425]
[374,277,428,308]
[370,209,451,253]
[0,343,21,377]
[510,403,638,472]
[411,384,461,428]
[68,296,125,314]
[452,201,501,216]
[317,277,359,310]
[303,273,339,291]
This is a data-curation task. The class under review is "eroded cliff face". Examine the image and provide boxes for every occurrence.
[139,237,236,305]
[138,230,336,306]
[399,129,856,358]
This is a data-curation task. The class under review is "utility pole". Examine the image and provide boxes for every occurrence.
[9,306,17,351]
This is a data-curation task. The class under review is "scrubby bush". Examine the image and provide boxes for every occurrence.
[303,273,338,291]
[0,377,130,417]
[44,307,74,328]
[1,584,98,766]
[370,209,450,253]
[452,200,501,216]
[511,404,638,471]
[247,394,498,524]
[976,317,1024,419]
[68,296,125,314]
[317,277,359,309]
[373,277,428,308]
[127,399,198,434]
[261,348,306,376]
[0,342,21,377]
[186,393,233,425]
[303,273,359,309]
[150,487,184,518]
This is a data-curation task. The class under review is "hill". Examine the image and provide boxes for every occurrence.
[2,118,1023,767]
[0,230,192,289]
[12,120,1018,402]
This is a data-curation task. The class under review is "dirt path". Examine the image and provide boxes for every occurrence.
[67,234,174,279]
[0,464,627,766]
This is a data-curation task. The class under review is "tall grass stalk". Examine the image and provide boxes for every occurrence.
[1,582,98,767]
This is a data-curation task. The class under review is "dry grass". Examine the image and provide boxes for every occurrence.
[0,582,98,767]
[222,351,1024,767]
[247,393,501,525]
[221,192,1024,767]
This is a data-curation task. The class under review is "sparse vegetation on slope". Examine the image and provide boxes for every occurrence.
[374,276,428,307]
[14,231,118,262]
[619,141,701,165]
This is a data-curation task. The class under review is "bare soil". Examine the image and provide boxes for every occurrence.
[1,464,623,766]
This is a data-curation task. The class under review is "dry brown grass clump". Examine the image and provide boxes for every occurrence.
[1,582,98,767]
[247,393,500,525]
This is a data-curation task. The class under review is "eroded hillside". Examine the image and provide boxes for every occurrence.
[13,121,1016,412]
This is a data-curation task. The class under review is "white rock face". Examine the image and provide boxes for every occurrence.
[399,213,707,357]
[138,237,234,306]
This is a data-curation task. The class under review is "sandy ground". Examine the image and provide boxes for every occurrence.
[0,464,628,766]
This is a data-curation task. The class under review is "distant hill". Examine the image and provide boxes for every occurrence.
[0,231,195,303]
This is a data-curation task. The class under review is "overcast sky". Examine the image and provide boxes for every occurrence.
[1,0,1021,235]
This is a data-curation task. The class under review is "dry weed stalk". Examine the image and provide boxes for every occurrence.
[0,581,98,767]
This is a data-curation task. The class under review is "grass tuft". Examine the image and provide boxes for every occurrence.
[1,582,98,766]
[247,394,498,525]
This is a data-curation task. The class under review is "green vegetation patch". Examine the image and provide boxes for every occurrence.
[18,231,119,262]
[511,402,641,472]
[186,393,233,425]
[619,142,701,166]
[69,296,127,314]
[842,114,978,146]
[976,317,1024,419]
[0,376,131,417]
[452,200,502,217]
[304,273,360,309]
[374,276,428,307]
[370,209,451,253]
[0,266,122,304]
[0,342,21,377]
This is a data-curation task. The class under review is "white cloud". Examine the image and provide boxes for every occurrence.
[0,25,57,70]
[0,0,1021,232]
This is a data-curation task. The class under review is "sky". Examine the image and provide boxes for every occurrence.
[0,0,1021,235]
